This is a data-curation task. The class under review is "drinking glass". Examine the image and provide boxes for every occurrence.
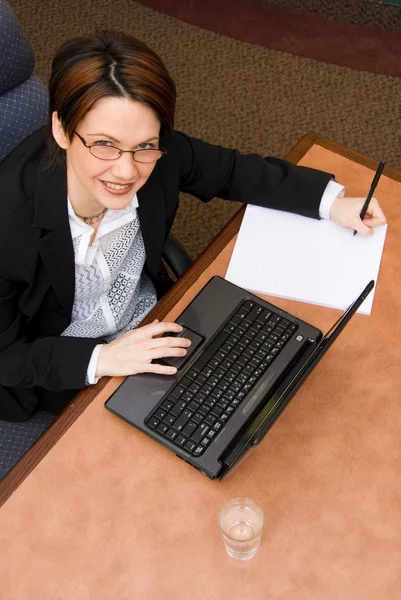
[218,498,264,560]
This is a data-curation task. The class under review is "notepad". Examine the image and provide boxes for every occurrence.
[225,205,387,314]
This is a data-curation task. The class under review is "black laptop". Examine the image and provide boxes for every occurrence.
[105,276,374,480]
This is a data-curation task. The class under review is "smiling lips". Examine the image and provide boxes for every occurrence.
[101,179,134,195]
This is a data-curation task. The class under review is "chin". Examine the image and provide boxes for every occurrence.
[96,183,138,210]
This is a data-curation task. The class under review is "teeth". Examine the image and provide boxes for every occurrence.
[103,181,131,191]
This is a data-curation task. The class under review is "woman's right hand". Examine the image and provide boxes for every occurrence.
[95,320,191,378]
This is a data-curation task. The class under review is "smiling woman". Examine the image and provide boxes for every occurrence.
[0,31,386,421]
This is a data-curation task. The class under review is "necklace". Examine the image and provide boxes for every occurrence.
[76,207,107,227]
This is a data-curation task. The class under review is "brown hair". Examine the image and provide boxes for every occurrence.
[46,31,176,170]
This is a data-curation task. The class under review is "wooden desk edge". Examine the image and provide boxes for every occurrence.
[1,133,399,506]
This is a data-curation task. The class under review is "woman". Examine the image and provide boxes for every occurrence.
[0,32,386,421]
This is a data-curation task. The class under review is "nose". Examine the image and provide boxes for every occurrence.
[112,151,139,180]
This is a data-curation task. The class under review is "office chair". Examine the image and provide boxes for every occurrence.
[0,0,192,479]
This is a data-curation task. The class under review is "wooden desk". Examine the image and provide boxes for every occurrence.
[1,135,401,599]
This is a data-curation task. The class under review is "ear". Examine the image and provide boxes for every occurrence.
[51,111,70,150]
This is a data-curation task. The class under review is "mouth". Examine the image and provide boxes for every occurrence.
[100,180,135,195]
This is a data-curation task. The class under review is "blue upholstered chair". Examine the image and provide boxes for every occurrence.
[0,0,48,160]
[0,1,55,479]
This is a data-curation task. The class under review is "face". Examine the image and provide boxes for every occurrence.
[52,96,161,215]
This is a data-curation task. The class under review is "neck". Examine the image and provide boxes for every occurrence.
[75,206,106,220]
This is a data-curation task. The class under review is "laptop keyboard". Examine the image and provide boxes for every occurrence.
[145,299,298,458]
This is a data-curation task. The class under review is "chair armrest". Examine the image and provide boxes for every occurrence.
[162,234,192,279]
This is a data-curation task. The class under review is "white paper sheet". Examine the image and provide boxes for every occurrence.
[225,205,387,314]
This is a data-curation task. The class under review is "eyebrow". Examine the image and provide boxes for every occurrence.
[86,133,160,145]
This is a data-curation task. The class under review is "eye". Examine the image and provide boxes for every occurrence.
[93,140,114,147]
[137,142,158,150]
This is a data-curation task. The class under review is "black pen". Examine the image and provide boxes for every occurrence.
[353,160,385,236]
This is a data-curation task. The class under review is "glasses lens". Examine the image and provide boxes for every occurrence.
[134,149,164,163]
[90,145,121,160]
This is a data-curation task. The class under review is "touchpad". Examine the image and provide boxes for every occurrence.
[162,325,204,370]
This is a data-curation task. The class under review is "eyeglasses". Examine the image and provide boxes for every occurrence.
[73,131,167,163]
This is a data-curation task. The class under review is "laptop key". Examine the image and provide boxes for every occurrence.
[185,368,199,380]
[192,392,206,406]
[208,375,220,388]
[211,405,224,418]
[154,408,167,420]
[170,385,186,399]
[184,440,197,453]
[193,445,204,456]
[204,414,217,426]
[182,421,198,438]
[267,314,281,327]
[247,305,264,322]
[187,400,200,412]
[157,423,168,434]
[191,423,209,444]
[182,391,193,402]
[201,436,211,447]
[202,366,214,378]
[198,404,210,416]
[174,434,187,447]
[220,358,233,371]
[200,384,213,397]
[192,412,204,425]
[224,370,236,383]
[194,373,208,386]
[148,417,160,429]
[241,300,255,312]
[165,429,177,441]
[224,322,236,334]
[169,400,187,418]
[163,414,175,426]
[173,409,193,432]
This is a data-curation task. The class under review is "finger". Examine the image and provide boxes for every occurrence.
[147,346,188,360]
[354,220,373,236]
[365,198,387,222]
[363,216,386,227]
[142,321,184,338]
[144,336,192,350]
[144,363,178,376]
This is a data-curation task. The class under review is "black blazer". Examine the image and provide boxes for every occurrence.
[0,127,332,410]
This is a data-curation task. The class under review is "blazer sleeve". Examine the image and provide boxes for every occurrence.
[0,253,101,391]
[166,131,334,220]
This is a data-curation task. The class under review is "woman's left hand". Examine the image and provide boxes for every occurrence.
[330,196,387,236]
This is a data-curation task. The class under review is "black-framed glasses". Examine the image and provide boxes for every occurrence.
[73,131,167,163]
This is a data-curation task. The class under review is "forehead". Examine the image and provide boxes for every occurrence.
[80,96,160,143]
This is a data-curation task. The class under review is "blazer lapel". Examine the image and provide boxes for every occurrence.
[137,163,166,279]
[32,157,75,320]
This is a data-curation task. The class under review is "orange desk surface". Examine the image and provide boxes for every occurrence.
[1,143,401,600]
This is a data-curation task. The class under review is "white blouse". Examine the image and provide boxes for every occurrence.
[61,194,157,384]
